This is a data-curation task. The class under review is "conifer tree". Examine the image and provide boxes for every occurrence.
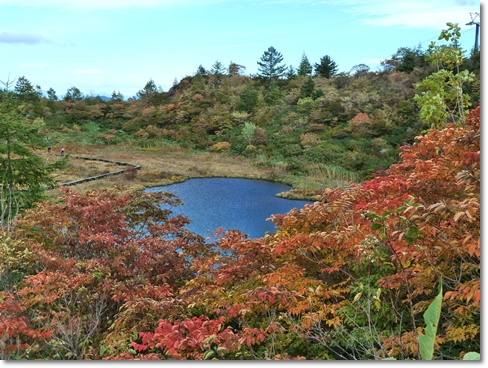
[63,86,83,101]
[297,53,313,76]
[299,76,315,98]
[46,88,58,101]
[286,65,297,79]
[136,79,166,105]
[315,55,338,78]
[111,91,124,101]
[14,76,41,104]
[257,46,287,82]
[211,60,226,75]
[195,65,208,77]
[0,82,65,227]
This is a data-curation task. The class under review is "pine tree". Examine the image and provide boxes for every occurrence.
[63,86,83,101]
[314,55,338,78]
[14,76,41,104]
[47,88,58,101]
[238,86,259,113]
[195,65,208,77]
[286,65,297,80]
[0,86,65,227]
[299,76,315,98]
[111,91,124,101]
[297,53,313,76]
[136,79,166,106]
[211,60,226,75]
[257,46,287,82]
[211,60,226,86]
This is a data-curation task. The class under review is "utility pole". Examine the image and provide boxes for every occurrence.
[466,12,480,52]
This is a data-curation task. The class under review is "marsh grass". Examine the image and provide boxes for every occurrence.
[308,163,359,182]
[45,144,269,198]
[282,164,359,193]
[44,144,360,201]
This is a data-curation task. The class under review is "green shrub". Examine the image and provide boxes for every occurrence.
[280,144,302,157]
[304,141,345,163]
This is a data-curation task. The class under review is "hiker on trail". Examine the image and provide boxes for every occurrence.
[61,147,65,156]
[47,146,51,154]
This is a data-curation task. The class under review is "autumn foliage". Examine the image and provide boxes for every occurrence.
[350,112,371,126]
[0,107,480,360]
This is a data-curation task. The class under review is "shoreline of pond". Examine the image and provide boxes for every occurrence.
[46,145,324,201]
[143,175,322,202]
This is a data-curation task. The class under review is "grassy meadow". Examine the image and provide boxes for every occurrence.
[44,143,312,199]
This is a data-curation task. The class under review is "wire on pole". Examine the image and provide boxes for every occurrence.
[466,12,480,52]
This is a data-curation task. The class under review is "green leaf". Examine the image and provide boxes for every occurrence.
[405,227,422,244]
[395,206,407,213]
[371,223,383,231]
[204,349,216,360]
[203,334,217,344]
[463,352,480,360]
[418,279,443,360]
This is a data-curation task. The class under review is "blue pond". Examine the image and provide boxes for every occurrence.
[145,178,314,239]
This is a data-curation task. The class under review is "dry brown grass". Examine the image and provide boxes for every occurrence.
[45,144,274,198]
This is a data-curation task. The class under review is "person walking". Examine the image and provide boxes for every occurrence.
[61,147,65,156]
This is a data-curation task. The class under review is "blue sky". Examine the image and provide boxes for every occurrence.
[0,0,481,99]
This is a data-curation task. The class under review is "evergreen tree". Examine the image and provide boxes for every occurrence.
[238,86,259,113]
[257,46,287,82]
[63,86,83,101]
[111,91,124,101]
[0,87,65,226]
[299,76,315,99]
[211,60,226,75]
[136,79,166,105]
[136,79,158,99]
[314,55,338,78]
[286,65,297,80]
[47,88,58,101]
[297,53,313,76]
[464,49,480,74]
[264,82,283,105]
[195,65,208,77]
[14,76,40,104]
[46,88,58,112]
[391,46,425,73]
[211,60,226,86]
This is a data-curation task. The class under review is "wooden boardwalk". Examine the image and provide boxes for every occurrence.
[56,156,141,187]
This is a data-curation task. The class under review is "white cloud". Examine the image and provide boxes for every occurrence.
[362,7,479,30]
[256,0,480,29]
[329,0,479,29]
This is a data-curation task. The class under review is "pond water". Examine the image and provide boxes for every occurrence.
[145,178,314,239]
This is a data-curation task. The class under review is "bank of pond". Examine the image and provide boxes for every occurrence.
[145,177,314,239]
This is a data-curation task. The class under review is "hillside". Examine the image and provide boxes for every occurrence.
[2,41,480,196]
